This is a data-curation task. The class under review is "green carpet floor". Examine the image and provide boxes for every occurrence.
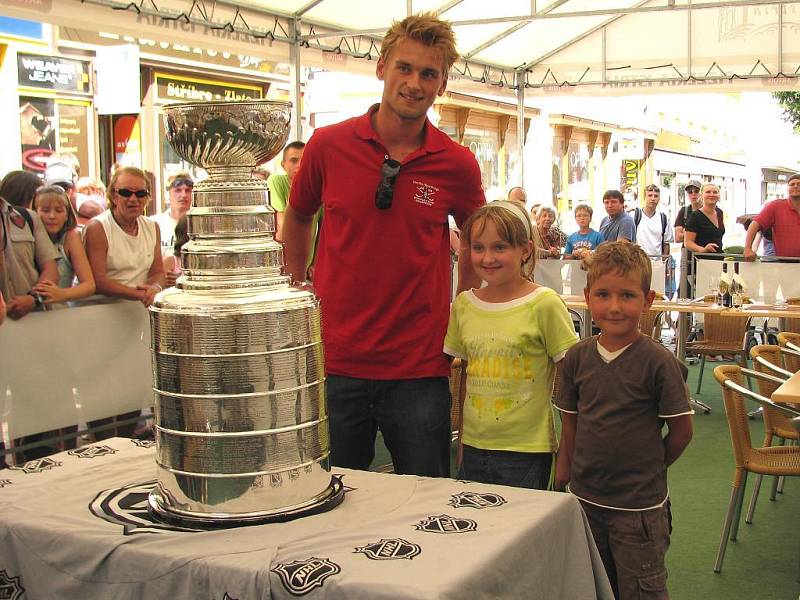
[371,358,800,599]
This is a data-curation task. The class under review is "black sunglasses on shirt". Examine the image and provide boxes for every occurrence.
[375,158,401,210]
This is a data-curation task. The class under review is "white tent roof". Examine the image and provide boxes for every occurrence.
[5,0,799,96]
[213,0,800,93]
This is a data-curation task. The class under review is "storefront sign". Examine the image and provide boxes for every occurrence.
[17,53,90,93]
[155,73,263,103]
[618,134,644,160]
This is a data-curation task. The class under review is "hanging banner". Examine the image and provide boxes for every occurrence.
[95,44,141,115]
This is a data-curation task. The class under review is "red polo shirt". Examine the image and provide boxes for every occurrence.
[754,198,800,257]
[289,105,485,379]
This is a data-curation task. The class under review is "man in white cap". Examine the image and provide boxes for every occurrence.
[45,159,103,220]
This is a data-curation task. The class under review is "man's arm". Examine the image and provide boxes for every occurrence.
[743,220,762,261]
[282,204,315,283]
[456,235,480,293]
[663,413,693,466]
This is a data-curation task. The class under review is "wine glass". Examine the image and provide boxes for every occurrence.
[708,277,719,307]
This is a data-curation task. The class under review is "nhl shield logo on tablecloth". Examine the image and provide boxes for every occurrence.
[89,480,202,535]
[68,445,118,459]
[271,557,340,596]
[415,514,478,534]
[354,538,422,561]
[0,569,24,600]
[9,457,61,474]
[448,491,507,509]
[130,439,155,448]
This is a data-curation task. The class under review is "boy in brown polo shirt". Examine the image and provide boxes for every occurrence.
[554,242,693,600]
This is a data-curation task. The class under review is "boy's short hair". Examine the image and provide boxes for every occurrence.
[282,141,306,160]
[602,189,624,203]
[381,12,459,73]
[574,203,593,217]
[586,241,652,295]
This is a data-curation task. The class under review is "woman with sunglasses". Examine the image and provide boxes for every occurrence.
[84,166,165,307]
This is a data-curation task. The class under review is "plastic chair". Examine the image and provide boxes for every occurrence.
[449,358,467,468]
[687,312,751,394]
[712,364,800,574]
[746,345,800,521]
[777,332,800,372]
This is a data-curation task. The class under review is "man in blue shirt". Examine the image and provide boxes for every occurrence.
[599,189,636,243]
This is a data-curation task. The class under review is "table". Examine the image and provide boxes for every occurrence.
[772,371,800,405]
[562,296,800,361]
[0,438,613,599]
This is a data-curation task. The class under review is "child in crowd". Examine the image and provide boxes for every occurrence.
[32,185,95,305]
[564,203,605,259]
[162,215,189,287]
[444,201,577,489]
[554,241,693,600]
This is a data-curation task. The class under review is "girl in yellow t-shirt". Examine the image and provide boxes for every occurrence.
[444,201,577,489]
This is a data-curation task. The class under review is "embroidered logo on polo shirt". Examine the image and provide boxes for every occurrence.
[448,491,507,509]
[69,445,117,459]
[354,538,421,560]
[413,181,438,206]
[9,457,62,474]
[271,557,340,595]
[414,514,478,534]
[0,569,24,600]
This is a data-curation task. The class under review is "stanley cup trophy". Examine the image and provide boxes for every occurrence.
[147,100,344,527]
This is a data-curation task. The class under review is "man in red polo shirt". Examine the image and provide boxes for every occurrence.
[282,13,485,477]
[744,173,800,259]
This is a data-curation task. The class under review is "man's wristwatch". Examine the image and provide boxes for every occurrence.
[27,291,44,308]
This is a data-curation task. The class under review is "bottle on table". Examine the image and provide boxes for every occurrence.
[719,262,733,308]
[731,262,746,308]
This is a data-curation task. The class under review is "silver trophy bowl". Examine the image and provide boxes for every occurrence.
[148,100,343,527]
[163,100,291,181]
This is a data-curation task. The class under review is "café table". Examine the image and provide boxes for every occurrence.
[772,371,800,406]
[0,438,613,599]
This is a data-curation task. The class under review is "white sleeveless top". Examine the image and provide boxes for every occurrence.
[95,210,157,287]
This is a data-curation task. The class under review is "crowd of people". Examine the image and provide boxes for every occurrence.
[4,11,800,600]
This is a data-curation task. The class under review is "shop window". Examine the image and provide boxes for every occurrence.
[19,96,90,175]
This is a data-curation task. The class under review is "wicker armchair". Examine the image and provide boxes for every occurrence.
[712,364,800,574]
[745,345,800,521]
[638,309,664,340]
[777,331,800,372]
[449,358,467,468]
[687,312,751,394]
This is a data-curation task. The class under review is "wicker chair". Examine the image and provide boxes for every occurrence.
[777,332,800,372]
[638,309,664,340]
[745,345,800,521]
[712,364,800,574]
[687,312,751,394]
[449,358,467,468]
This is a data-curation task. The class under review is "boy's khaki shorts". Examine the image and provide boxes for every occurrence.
[580,500,672,600]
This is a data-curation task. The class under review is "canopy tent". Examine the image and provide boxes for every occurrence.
[3,0,800,174]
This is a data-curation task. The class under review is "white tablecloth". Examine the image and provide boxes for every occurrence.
[0,439,612,599]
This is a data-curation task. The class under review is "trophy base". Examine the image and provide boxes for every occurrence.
[147,475,345,529]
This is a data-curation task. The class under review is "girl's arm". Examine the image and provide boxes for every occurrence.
[554,411,576,491]
[83,220,146,302]
[34,230,96,303]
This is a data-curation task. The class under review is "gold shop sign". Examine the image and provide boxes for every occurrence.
[155,73,264,104]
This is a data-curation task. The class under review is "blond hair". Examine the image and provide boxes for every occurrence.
[586,241,652,295]
[462,203,537,278]
[381,12,458,73]
[106,166,150,210]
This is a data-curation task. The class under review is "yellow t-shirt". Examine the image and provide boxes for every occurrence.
[444,287,577,452]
